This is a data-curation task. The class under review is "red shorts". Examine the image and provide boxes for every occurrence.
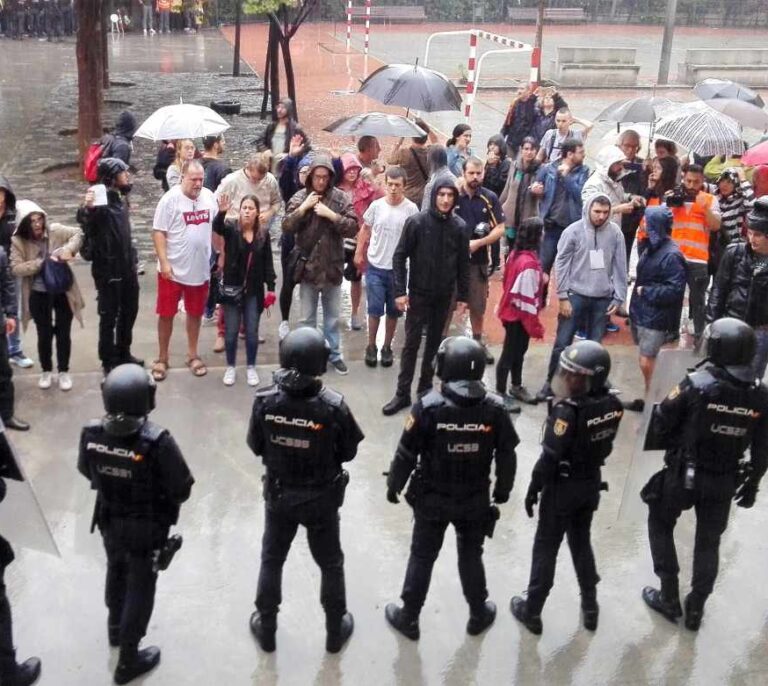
[156,275,209,318]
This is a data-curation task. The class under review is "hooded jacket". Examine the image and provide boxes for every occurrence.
[0,175,17,256]
[282,156,359,288]
[392,176,469,301]
[707,241,768,328]
[497,249,545,338]
[499,157,540,229]
[483,134,511,197]
[581,146,630,216]
[104,111,137,166]
[554,193,628,306]
[257,98,308,155]
[536,159,590,227]
[501,95,536,151]
[629,206,686,332]
[338,153,383,223]
[10,200,85,332]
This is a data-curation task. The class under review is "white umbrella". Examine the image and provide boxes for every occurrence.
[653,101,743,157]
[134,103,230,141]
[702,98,768,131]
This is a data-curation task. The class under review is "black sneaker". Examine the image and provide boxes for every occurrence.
[364,345,378,368]
[467,601,496,635]
[326,612,354,653]
[382,394,411,416]
[535,383,553,403]
[384,603,420,640]
[331,358,349,375]
[2,657,41,686]
[380,346,394,368]
[581,600,599,631]
[502,395,522,414]
[114,646,161,685]
[683,593,704,632]
[642,586,682,623]
[510,596,542,635]
[250,611,276,652]
[510,385,536,404]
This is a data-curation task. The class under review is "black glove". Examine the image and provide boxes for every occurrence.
[492,489,509,504]
[386,488,399,504]
[735,480,758,509]
[524,486,539,518]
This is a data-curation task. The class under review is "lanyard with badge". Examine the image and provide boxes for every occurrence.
[589,229,605,270]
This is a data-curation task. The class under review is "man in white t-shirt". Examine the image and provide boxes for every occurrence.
[354,166,418,368]
[151,159,217,381]
[537,108,593,164]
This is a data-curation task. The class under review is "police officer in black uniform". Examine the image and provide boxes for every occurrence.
[247,327,364,654]
[384,336,518,639]
[78,364,194,684]
[0,426,41,686]
[641,317,768,631]
[511,340,623,634]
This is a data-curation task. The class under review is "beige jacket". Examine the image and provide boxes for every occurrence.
[10,203,85,332]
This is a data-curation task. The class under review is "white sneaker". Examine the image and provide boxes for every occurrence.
[246,367,259,387]
[58,372,73,392]
[278,320,290,340]
[38,372,52,390]
[10,353,34,368]
[223,367,236,386]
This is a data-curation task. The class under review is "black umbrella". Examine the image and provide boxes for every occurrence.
[694,78,765,108]
[323,112,427,138]
[595,96,672,124]
[358,62,463,113]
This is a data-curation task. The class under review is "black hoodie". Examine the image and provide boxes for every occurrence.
[0,176,17,256]
[482,134,511,197]
[257,98,309,155]
[392,176,469,301]
[103,111,137,166]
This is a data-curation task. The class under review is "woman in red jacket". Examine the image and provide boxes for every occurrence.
[496,217,545,411]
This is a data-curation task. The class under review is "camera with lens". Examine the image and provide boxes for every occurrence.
[665,186,686,208]
[472,222,491,238]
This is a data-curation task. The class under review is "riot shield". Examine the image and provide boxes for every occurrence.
[617,348,698,523]
[0,423,61,558]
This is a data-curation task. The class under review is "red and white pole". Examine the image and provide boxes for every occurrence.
[346,0,353,52]
[364,0,371,56]
[530,46,541,86]
[464,31,478,121]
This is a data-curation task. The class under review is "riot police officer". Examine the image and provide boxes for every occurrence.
[384,336,518,639]
[0,426,41,686]
[641,317,768,631]
[247,327,364,653]
[78,364,194,684]
[511,340,623,634]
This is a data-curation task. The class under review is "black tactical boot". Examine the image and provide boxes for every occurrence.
[114,645,161,685]
[581,591,599,631]
[326,612,354,653]
[510,596,543,635]
[107,620,120,648]
[384,603,420,640]
[156,535,183,571]
[642,586,682,623]
[1,657,42,686]
[684,592,705,631]
[467,600,496,636]
[249,611,276,652]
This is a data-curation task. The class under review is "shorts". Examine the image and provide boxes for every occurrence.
[365,265,401,319]
[631,323,668,358]
[467,263,489,316]
[156,274,209,318]
[343,248,362,283]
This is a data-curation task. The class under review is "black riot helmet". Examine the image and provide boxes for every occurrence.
[436,336,486,382]
[97,157,129,184]
[704,317,756,383]
[553,340,611,398]
[102,364,156,436]
[279,327,330,377]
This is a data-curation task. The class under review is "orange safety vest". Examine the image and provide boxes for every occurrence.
[636,195,712,263]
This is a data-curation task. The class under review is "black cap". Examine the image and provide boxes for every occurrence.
[97,157,129,182]
[747,196,768,235]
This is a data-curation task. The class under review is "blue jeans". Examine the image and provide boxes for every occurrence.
[223,295,261,367]
[753,328,768,382]
[142,6,154,31]
[7,280,22,357]
[547,293,612,381]
[539,225,566,276]
[365,265,400,319]
[299,283,341,361]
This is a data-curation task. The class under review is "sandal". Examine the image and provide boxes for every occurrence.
[186,356,208,377]
[151,359,169,382]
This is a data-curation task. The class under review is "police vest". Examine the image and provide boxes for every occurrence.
[418,392,498,495]
[688,370,765,473]
[81,420,171,520]
[562,394,623,477]
[255,387,343,487]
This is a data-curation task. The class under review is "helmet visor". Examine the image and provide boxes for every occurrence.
[552,367,591,399]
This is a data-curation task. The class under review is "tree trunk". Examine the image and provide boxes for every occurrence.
[279,34,297,118]
[232,0,241,76]
[101,6,109,90]
[260,30,272,118]
[268,20,281,118]
[76,0,104,162]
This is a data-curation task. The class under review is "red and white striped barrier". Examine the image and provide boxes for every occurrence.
[364,0,371,55]
[346,0,353,52]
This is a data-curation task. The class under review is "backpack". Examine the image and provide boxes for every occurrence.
[83,136,113,183]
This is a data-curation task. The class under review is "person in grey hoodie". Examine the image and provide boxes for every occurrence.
[535,193,627,401]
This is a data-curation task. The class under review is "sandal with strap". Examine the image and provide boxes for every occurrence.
[151,359,169,382]
[186,356,207,377]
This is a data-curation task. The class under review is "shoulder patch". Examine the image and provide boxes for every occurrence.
[553,418,569,436]
[319,387,344,408]
[420,390,445,409]
[404,414,416,432]
[255,384,280,399]
[666,384,680,400]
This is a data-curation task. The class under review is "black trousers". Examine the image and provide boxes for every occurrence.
[647,468,733,600]
[396,292,452,398]
[526,480,601,614]
[256,500,346,624]
[0,554,17,676]
[279,236,296,322]
[96,278,139,370]
[496,321,530,393]
[102,520,166,647]
[0,333,14,423]
[622,226,637,271]
[401,512,488,612]
[29,291,73,373]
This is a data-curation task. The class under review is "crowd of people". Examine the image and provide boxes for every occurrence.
[0,0,75,41]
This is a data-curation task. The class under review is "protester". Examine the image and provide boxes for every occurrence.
[536,194,627,401]
[582,145,646,222]
[537,108,593,164]
[355,166,418,369]
[653,139,678,164]
[499,136,540,248]
[531,88,568,144]
[616,130,649,267]
[446,124,473,177]
[713,167,754,254]
[257,97,307,174]
[707,197,768,380]
[213,193,275,386]
[421,144,456,212]
[644,156,679,204]
[752,164,768,198]
[138,0,155,34]
[157,0,171,33]
[214,154,281,227]
[387,118,435,207]
[200,134,231,193]
[500,84,537,157]
[153,140,176,193]
[282,155,358,375]
[10,200,84,391]
[496,217,545,411]
[166,139,196,188]
[0,234,27,430]
[151,159,217,381]
[356,136,384,176]
[105,111,138,167]
[625,206,686,411]
[483,134,512,273]
[703,152,750,183]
